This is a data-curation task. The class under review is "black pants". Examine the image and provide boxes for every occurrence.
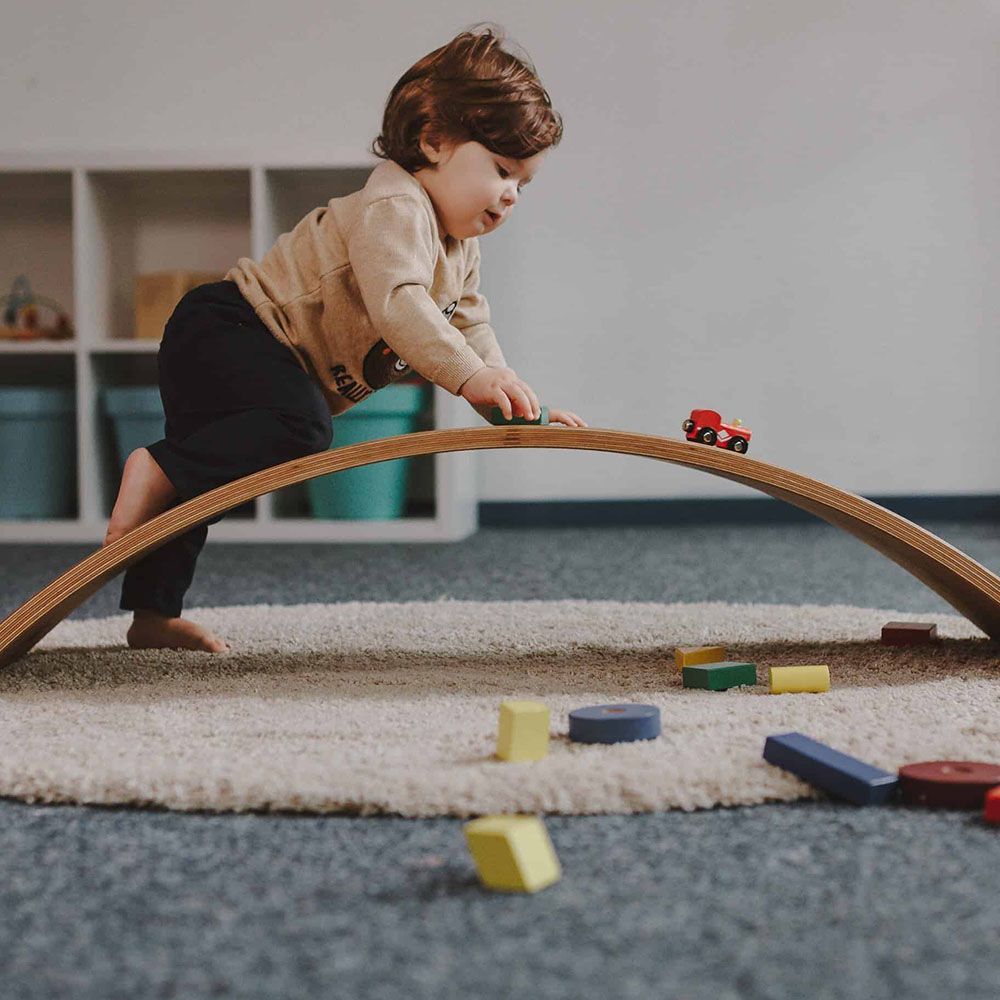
[119,280,333,617]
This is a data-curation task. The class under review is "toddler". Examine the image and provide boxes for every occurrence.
[104,22,586,653]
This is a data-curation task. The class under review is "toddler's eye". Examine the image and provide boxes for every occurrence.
[497,164,524,191]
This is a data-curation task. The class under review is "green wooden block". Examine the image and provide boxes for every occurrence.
[682,661,757,690]
[488,405,549,426]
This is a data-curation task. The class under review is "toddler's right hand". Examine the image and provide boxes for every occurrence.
[460,366,541,422]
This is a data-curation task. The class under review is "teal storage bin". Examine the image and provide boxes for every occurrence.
[0,387,77,518]
[101,387,164,476]
[101,385,253,519]
[307,384,425,520]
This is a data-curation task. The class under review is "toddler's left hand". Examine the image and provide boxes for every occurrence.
[548,408,587,427]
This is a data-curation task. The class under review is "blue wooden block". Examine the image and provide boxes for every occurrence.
[762,732,899,805]
[568,704,661,744]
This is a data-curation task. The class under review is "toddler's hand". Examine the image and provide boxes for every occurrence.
[460,366,541,422]
[548,408,588,427]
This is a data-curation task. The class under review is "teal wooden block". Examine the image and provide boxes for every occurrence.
[488,405,549,426]
[682,661,757,690]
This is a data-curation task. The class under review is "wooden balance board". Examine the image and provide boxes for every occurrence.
[2,425,999,668]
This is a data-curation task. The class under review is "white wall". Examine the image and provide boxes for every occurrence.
[3,0,998,501]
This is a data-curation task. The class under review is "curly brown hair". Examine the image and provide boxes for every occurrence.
[371,22,563,172]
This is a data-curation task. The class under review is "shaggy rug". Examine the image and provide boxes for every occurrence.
[0,601,995,816]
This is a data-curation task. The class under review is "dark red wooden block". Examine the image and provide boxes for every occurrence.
[881,622,938,645]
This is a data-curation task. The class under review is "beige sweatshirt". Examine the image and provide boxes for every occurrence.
[225,158,506,416]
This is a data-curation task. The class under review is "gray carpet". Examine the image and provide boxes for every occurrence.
[1,520,999,1000]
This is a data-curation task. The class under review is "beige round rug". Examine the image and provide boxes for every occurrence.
[0,600,996,816]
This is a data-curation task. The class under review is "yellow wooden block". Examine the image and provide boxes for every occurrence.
[769,664,830,694]
[675,645,726,671]
[464,815,561,893]
[495,700,550,761]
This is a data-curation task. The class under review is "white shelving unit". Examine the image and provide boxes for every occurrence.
[0,153,477,543]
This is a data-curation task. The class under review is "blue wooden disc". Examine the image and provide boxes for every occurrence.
[568,704,661,744]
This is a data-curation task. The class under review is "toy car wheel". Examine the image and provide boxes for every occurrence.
[681,419,694,433]
[697,428,717,446]
[728,437,748,453]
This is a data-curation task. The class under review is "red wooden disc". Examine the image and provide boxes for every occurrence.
[898,761,1000,809]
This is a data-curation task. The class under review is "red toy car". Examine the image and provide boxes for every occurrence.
[682,409,752,454]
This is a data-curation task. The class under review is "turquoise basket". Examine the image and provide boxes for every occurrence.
[102,386,256,518]
[307,384,425,520]
[0,387,77,518]
[101,387,165,476]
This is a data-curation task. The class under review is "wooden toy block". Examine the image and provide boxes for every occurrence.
[488,405,549,426]
[682,661,757,690]
[568,703,661,744]
[495,700,550,762]
[464,815,561,893]
[985,787,1000,824]
[674,645,726,671]
[763,732,899,805]
[898,761,1000,809]
[769,664,830,694]
[134,269,226,340]
[881,621,938,645]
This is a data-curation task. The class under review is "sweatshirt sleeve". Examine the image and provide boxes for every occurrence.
[347,194,486,395]
[450,238,507,369]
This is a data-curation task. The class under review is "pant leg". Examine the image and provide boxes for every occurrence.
[147,280,333,501]
[146,404,332,505]
[119,281,332,617]
[119,503,209,618]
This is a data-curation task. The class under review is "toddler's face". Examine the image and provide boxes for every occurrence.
[413,137,548,241]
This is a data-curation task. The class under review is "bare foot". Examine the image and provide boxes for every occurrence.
[127,610,230,653]
[104,447,178,546]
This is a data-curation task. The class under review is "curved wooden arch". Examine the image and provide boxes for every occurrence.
[2,426,999,667]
